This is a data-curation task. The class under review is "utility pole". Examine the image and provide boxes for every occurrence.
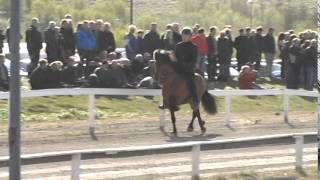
[130,0,133,24]
[9,0,21,179]
[247,0,255,27]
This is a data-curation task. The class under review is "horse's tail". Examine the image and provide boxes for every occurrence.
[201,90,218,115]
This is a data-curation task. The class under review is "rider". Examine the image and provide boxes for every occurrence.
[171,27,199,108]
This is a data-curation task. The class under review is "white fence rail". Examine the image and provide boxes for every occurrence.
[0,88,318,139]
[0,132,317,179]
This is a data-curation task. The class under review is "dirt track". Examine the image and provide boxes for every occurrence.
[0,111,316,156]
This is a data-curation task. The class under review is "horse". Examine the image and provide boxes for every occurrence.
[154,50,218,135]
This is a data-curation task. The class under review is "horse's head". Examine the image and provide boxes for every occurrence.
[154,49,175,84]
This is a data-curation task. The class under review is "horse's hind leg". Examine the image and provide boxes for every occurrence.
[195,110,206,134]
[187,110,196,132]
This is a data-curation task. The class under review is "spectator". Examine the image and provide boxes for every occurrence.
[207,26,218,80]
[60,19,75,60]
[239,64,261,89]
[94,61,127,88]
[217,30,233,81]
[136,29,145,54]
[264,27,276,77]
[88,20,98,58]
[287,38,302,89]
[125,25,138,61]
[192,24,200,35]
[104,22,116,53]
[234,28,248,71]
[302,39,317,90]
[131,54,145,80]
[44,21,61,63]
[161,24,174,50]
[29,59,50,90]
[277,32,287,79]
[192,28,208,74]
[247,30,258,64]
[143,23,162,55]
[0,54,8,91]
[61,57,79,86]
[76,21,96,62]
[0,30,5,54]
[255,26,264,70]
[26,17,42,75]
[96,20,107,55]
[47,61,63,89]
[172,23,182,47]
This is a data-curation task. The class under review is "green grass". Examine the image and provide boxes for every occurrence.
[0,94,316,122]
[0,77,316,122]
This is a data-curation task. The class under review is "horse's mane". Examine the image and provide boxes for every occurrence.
[154,49,173,65]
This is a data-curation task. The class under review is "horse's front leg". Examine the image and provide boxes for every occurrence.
[187,110,196,132]
[170,109,177,135]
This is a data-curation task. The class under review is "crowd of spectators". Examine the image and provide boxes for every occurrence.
[0,14,317,91]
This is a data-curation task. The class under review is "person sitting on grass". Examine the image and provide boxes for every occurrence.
[239,64,262,89]
[29,59,50,90]
[46,61,64,89]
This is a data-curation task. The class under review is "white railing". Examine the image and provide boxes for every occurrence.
[0,88,318,139]
[0,132,317,180]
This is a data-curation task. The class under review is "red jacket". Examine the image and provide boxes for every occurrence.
[192,34,208,55]
[239,69,257,89]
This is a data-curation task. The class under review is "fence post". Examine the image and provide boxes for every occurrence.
[71,153,81,180]
[159,97,165,131]
[191,144,200,180]
[283,93,290,124]
[89,94,97,140]
[294,135,304,171]
[225,96,231,126]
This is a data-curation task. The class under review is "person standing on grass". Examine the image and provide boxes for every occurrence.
[60,19,76,60]
[26,17,43,76]
[136,29,145,55]
[0,29,5,54]
[207,26,218,81]
[125,25,138,61]
[143,23,162,56]
[255,27,264,70]
[234,28,249,71]
[192,28,208,75]
[264,27,276,77]
[45,21,61,63]
[217,30,233,81]
[0,54,8,91]
[287,38,302,89]
[161,24,174,50]
[104,22,116,53]
[302,39,317,91]
[172,23,182,47]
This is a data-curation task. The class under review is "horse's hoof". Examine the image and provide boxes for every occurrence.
[187,126,194,132]
[171,130,177,136]
[201,127,206,134]
[201,121,206,126]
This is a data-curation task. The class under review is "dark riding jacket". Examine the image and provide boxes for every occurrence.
[174,41,198,75]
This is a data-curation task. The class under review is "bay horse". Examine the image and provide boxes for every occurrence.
[154,50,218,135]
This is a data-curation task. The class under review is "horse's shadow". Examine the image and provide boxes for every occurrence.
[164,132,222,143]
